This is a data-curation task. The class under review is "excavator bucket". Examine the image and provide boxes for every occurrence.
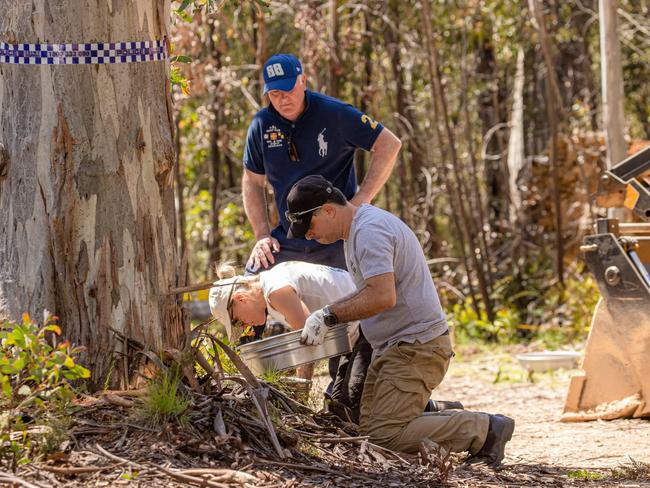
[564,146,650,421]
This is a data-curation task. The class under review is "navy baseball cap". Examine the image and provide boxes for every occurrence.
[285,175,345,239]
[263,54,303,94]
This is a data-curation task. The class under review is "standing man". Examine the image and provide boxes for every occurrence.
[288,175,515,467]
[242,53,401,273]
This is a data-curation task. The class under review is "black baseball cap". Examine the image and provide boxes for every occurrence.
[285,175,345,239]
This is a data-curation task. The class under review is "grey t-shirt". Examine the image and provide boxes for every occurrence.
[344,204,448,357]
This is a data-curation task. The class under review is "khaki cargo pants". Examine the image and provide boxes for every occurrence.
[359,333,489,455]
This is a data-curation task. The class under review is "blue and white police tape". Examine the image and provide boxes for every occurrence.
[0,40,168,65]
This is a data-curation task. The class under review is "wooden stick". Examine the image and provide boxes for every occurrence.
[317,435,370,443]
[94,444,229,488]
[94,444,140,468]
[159,281,215,296]
[157,467,230,488]
[179,468,257,482]
[0,471,45,488]
[256,459,352,479]
[41,463,125,475]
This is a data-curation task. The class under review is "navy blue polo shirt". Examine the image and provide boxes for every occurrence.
[243,90,384,251]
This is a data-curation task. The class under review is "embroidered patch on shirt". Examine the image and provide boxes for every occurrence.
[264,125,285,149]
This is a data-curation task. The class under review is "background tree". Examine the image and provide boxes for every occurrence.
[170,0,648,338]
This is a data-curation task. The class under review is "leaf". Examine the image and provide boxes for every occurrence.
[44,325,62,335]
[63,356,75,369]
[11,357,26,371]
[170,55,192,64]
[1,378,12,399]
[21,312,31,324]
[17,384,31,396]
[0,364,17,374]
[176,0,192,12]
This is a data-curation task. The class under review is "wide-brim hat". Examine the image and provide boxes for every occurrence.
[208,277,242,341]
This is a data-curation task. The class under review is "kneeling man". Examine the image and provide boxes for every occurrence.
[286,175,514,467]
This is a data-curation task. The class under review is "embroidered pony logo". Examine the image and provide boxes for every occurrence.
[317,128,328,157]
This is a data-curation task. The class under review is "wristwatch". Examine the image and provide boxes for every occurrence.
[322,305,339,327]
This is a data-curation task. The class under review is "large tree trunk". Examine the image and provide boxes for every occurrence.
[0,1,184,389]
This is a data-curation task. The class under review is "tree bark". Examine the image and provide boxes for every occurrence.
[354,8,373,185]
[507,48,526,224]
[599,0,629,227]
[530,0,564,285]
[207,16,222,274]
[174,113,187,263]
[253,4,268,103]
[327,0,339,98]
[0,1,184,389]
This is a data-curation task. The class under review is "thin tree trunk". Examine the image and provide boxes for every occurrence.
[384,1,409,223]
[530,0,564,284]
[507,48,526,224]
[174,114,187,262]
[420,0,494,322]
[207,17,222,274]
[460,28,494,295]
[0,1,184,388]
[419,0,483,318]
[599,0,628,222]
[354,8,373,184]
[253,5,268,102]
[327,0,339,98]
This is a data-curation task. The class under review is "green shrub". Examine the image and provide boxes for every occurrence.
[449,264,599,347]
[0,312,90,469]
[449,302,520,344]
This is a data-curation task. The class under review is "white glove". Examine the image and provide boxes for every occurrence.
[300,309,327,346]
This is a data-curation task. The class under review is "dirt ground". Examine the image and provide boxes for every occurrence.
[436,346,650,468]
[314,344,650,485]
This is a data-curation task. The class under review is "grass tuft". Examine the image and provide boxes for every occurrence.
[137,369,190,426]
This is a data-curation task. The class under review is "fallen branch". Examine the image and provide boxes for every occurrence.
[157,467,230,488]
[179,468,257,482]
[102,393,135,408]
[317,435,370,443]
[41,462,126,475]
[95,444,229,488]
[0,471,45,488]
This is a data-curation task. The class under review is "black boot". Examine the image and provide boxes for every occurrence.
[467,414,515,468]
[424,399,464,412]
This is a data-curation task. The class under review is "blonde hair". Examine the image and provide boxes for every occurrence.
[214,261,258,297]
[216,262,237,280]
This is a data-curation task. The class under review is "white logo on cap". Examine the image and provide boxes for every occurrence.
[266,63,285,78]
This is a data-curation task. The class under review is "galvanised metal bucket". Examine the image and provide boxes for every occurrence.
[237,324,351,376]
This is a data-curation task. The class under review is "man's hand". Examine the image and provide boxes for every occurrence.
[300,309,327,346]
[246,236,280,272]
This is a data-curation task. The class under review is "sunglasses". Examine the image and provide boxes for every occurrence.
[287,133,299,162]
[285,205,323,224]
[225,282,245,329]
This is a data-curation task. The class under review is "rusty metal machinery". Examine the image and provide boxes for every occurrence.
[564,147,650,420]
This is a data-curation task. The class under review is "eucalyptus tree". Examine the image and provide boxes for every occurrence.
[0,1,185,388]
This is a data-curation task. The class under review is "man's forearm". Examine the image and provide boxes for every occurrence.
[330,284,394,323]
[352,128,401,205]
[242,176,271,239]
